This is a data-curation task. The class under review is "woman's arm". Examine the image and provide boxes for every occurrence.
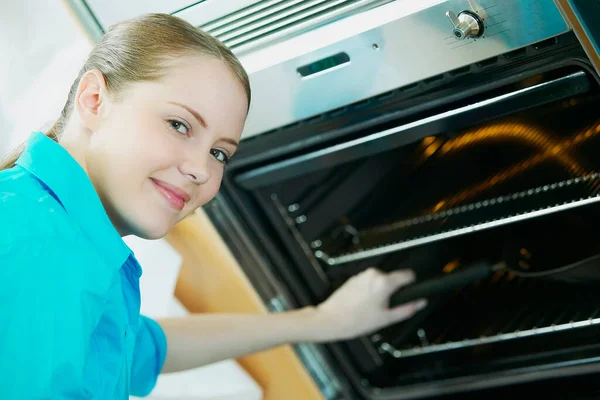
[158,268,426,373]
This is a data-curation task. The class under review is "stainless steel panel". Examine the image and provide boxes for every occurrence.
[202,0,395,53]
[174,0,277,30]
[241,0,569,140]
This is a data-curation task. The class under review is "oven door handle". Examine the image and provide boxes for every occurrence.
[389,261,495,307]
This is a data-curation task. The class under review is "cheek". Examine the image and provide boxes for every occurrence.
[122,124,179,173]
[193,166,224,206]
[91,125,181,205]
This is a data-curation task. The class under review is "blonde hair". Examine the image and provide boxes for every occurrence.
[0,13,250,170]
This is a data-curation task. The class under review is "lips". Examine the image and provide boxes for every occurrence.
[151,178,191,211]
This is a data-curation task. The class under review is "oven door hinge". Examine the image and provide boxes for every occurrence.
[267,295,346,400]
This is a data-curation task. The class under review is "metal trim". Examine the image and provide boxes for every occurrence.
[367,358,600,400]
[218,0,393,52]
[204,193,353,399]
[235,71,590,190]
[62,0,104,43]
[320,188,600,266]
[554,0,600,76]
[379,317,600,359]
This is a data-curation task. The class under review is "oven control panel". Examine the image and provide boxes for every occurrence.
[242,0,571,139]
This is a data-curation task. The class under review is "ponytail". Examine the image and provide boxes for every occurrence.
[0,128,59,170]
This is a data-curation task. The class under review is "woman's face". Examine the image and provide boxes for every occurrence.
[84,55,248,239]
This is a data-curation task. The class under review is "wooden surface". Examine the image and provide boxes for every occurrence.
[166,209,324,400]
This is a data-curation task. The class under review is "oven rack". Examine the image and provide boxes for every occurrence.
[371,273,600,360]
[315,172,600,266]
[375,316,600,359]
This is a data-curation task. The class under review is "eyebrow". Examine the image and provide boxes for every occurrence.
[167,101,208,128]
[221,137,239,150]
[167,100,239,149]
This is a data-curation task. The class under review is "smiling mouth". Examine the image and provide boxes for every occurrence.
[150,178,190,211]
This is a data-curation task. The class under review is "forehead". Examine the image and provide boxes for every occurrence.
[126,55,248,132]
[160,55,246,105]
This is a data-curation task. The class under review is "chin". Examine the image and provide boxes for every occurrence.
[135,229,168,241]
[126,216,173,240]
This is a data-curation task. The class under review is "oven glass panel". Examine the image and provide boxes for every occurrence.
[246,68,600,389]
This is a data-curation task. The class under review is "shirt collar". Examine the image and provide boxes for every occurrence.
[16,131,133,268]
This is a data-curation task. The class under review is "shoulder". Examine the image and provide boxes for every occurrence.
[1,166,121,296]
[0,165,75,261]
[0,168,104,302]
[1,165,69,230]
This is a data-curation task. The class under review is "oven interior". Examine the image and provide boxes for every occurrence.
[215,35,600,399]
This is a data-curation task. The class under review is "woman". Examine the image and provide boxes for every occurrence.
[0,13,426,398]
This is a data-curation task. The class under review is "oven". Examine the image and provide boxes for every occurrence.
[199,1,600,399]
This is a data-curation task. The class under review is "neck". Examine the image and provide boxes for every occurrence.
[58,124,91,176]
[57,124,128,237]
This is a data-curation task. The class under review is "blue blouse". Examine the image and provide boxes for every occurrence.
[0,132,167,398]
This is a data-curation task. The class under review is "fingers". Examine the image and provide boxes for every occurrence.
[375,269,415,297]
[356,267,418,298]
[388,298,428,324]
[386,269,416,288]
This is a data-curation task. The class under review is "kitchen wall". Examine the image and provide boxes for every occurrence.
[0,0,91,157]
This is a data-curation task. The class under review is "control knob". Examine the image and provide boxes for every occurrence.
[446,9,484,40]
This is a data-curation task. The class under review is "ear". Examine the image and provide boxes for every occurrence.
[74,69,108,132]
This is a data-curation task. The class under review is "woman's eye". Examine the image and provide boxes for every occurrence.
[211,149,229,164]
[168,120,189,136]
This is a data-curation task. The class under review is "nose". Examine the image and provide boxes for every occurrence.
[179,154,211,184]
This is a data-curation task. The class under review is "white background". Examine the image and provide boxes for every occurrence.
[0,0,91,157]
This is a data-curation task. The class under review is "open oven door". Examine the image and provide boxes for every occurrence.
[555,0,600,75]
[205,26,600,398]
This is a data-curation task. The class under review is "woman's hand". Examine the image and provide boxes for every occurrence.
[314,268,427,342]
